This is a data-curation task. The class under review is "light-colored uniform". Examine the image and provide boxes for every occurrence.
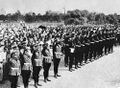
[9,58,21,76]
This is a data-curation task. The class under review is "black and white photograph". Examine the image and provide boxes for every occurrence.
[0,0,120,88]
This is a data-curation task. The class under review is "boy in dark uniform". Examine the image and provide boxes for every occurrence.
[68,34,75,72]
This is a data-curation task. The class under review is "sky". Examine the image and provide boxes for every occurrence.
[0,0,120,15]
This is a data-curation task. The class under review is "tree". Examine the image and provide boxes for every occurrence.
[64,18,82,25]
[80,10,89,17]
[95,13,106,24]
[106,14,118,24]
[24,12,36,22]
[0,14,6,21]
[87,12,96,22]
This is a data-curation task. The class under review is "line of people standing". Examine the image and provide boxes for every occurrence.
[0,23,119,88]
[6,36,64,88]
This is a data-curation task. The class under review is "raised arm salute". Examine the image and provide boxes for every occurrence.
[8,51,21,88]
[20,47,32,88]
[31,44,42,87]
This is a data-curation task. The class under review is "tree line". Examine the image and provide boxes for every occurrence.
[0,9,120,25]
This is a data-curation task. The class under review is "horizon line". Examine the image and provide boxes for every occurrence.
[0,9,120,15]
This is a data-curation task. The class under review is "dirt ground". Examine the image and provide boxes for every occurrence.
[1,46,120,88]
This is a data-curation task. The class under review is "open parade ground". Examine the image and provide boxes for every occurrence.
[1,0,120,88]
[1,46,120,88]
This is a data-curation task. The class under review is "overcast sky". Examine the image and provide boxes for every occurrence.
[0,0,120,14]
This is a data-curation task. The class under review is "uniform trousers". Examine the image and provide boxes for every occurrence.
[43,59,51,80]
[74,47,79,67]
[33,66,42,84]
[53,58,60,75]
[89,43,94,61]
[93,43,97,59]
[64,53,69,66]
[69,53,74,70]
[21,70,31,87]
[64,46,69,66]
[84,45,89,63]
[9,75,18,88]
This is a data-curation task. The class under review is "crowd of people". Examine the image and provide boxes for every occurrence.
[0,22,120,88]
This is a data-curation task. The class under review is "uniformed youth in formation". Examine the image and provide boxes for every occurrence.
[0,23,118,88]
[31,44,42,87]
[20,47,32,88]
[42,42,52,82]
[8,51,20,88]
[53,36,63,77]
